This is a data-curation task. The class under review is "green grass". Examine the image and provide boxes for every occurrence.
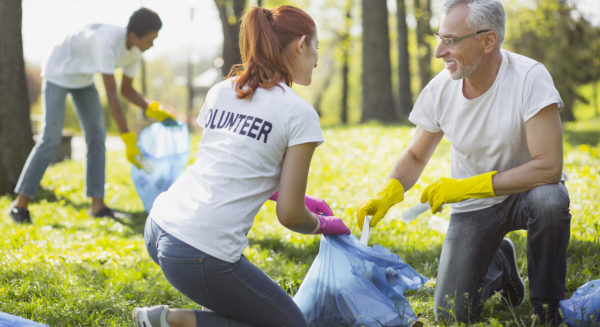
[1,124,599,326]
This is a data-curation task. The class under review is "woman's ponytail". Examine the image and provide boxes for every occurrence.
[229,6,315,99]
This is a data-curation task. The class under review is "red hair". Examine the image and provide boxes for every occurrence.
[228,5,316,99]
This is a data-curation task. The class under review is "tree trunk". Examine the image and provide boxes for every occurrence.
[361,0,397,122]
[214,0,246,77]
[340,0,352,124]
[397,0,412,117]
[0,0,34,194]
[414,0,432,91]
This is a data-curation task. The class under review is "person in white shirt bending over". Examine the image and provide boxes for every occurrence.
[356,0,570,325]
[132,5,351,327]
[9,7,175,223]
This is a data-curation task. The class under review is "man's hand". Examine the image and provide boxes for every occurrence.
[420,171,497,213]
[120,132,142,168]
[145,101,176,122]
[356,179,405,231]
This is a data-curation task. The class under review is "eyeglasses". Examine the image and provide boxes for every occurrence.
[433,30,490,46]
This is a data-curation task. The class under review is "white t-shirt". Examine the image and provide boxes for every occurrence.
[150,79,324,262]
[409,49,563,213]
[42,24,141,88]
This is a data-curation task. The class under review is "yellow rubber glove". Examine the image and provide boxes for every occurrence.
[145,101,175,122]
[120,132,142,169]
[356,178,405,231]
[420,171,497,213]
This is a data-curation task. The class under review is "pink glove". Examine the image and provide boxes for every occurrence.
[315,215,351,235]
[269,191,334,216]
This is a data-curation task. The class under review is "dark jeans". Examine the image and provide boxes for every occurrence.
[434,182,571,323]
[144,217,308,327]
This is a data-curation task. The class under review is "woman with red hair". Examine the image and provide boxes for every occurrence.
[132,5,350,327]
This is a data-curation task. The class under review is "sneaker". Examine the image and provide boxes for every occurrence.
[132,305,170,327]
[498,238,525,307]
[8,206,32,224]
[91,206,115,218]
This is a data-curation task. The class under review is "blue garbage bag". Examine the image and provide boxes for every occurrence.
[131,121,190,212]
[293,234,427,327]
[560,279,600,326]
[0,312,48,327]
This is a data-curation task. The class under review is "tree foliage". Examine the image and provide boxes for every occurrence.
[505,0,600,121]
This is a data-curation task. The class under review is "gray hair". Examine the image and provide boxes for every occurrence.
[444,0,506,45]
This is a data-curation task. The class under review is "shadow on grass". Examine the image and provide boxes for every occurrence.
[564,129,600,145]
[4,186,149,235]
[248,235,320,264]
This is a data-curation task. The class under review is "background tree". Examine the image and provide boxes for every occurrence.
[506,0,600,121]
[0,0,34,194]
[396,0,412,118]
[339,0,353,124]
[361,0,396,122]
[214,0,247,77]
[414,0,432,91]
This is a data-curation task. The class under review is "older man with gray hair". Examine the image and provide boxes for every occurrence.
[356,0,570,325]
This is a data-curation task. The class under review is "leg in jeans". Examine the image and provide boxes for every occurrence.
[144,217,307,327]
[14,81,68,198]
[70,85,106,199]
[522,183,570,323]
[434,182,570,324]
[433,204,506,323]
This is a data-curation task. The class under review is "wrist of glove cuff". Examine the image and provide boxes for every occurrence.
[314,215,351,235]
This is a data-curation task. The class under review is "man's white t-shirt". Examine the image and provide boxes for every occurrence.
[409,49,563,213]
[150,79,324,263]
[42,24,141,88]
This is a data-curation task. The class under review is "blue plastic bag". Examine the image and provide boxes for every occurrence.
[0,312,48,327]
[293,234,427,327]
[560,279,600,326]
[131,121,190,212]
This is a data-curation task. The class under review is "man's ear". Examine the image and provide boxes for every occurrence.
[482,31,498,53]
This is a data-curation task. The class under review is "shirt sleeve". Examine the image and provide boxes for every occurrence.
[522,63,563,121]
[287,101,324,147]
[409,87,441,133]
[121,60,140,78]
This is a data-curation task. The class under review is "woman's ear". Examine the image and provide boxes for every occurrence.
[295,35,308,54]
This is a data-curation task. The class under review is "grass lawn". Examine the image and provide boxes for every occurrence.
[1,123,599,326]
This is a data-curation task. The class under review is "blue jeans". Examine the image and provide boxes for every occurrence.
[144,217,308,327]
[15,81,106,199]
[434,182,571,323]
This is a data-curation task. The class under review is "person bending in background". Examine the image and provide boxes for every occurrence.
[356,0,570,325]
[8,7,174,223]
[132,5,350,327]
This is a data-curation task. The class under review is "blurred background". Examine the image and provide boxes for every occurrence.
[13,0,600,133]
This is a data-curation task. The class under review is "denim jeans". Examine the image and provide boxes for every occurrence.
[434,182,571,323]
[144,217,308,327]
[15,81,106,199]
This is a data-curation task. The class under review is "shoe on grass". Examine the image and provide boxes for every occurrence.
[91,206,115,218]
[132,305,170,327]
[8,206,32,224]
[498,238,525,307]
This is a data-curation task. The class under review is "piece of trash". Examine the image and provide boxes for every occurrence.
[360,216,371,245]
[139,156,154,174]
[402,202,445,223]
[428,215,449,233]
